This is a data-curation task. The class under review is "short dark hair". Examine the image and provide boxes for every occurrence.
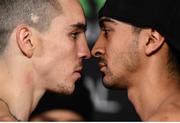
[0,0,62,54]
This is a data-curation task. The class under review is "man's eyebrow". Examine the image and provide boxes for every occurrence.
[99,17,117,28]
[70,22,87,31]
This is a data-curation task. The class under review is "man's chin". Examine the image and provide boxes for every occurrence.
[61,86,75,95]
[102,77,116,89]
[103,81,116,89]
[102,76,127,90]
[51,84,75,95]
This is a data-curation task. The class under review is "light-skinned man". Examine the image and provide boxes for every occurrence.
[0,0,90,121]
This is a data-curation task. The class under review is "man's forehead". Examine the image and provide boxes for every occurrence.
[100,17,118,24]
[99,17,118,27]
[65,17,86,28]
[60,0,85,20]
[99,17,134,28]
[60,0,81,11]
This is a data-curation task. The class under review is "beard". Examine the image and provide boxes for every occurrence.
[48,80,76,95]
[102,34,140,89]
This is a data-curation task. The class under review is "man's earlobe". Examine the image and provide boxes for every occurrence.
[145,30,165,56]
[16,26,34,58]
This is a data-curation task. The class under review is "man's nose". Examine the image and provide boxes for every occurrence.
[91,37,105,58]
[81,48,91,59]
[78,40,91,59]
[91,46,104,58]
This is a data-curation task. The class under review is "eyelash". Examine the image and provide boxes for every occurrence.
[71,32,80,40]
[102,28,111,38]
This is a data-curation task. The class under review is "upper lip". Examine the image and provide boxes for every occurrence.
[74,66,83,72]
[99,62,107,68]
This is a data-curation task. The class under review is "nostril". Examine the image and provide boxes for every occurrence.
[81,52,91,59]
[94,51,102,58]
[82,55,90,59]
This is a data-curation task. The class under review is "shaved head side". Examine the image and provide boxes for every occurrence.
[0,0,62,54]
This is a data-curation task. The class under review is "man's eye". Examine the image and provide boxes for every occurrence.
[102,29,110,38]
[71,32,80,40]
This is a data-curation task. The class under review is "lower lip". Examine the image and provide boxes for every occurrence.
[73,72,81,79]
[100,66,107,72]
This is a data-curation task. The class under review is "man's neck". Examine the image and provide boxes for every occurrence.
[127,68,180,121]
[0,99,21,121]
[0,60,45,121]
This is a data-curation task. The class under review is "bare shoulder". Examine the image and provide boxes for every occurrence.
[148,102,180,121]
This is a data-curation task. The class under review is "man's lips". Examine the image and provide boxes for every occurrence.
[99,62,107,71]
[74,66,83,73]
[73,66,83,80]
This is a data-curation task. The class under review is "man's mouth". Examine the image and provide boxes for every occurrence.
[74,66,83,73]
[73,66,83,80]
[99,62,107,72]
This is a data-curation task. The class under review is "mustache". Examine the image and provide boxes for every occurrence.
[75,61,83,69]
[97,57,107,65]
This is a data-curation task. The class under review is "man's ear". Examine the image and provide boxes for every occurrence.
[16,25,35,58]
[145,29,165,56]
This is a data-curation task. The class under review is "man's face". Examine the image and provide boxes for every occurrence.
[92,17,140,89]
[33,0,90,94]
